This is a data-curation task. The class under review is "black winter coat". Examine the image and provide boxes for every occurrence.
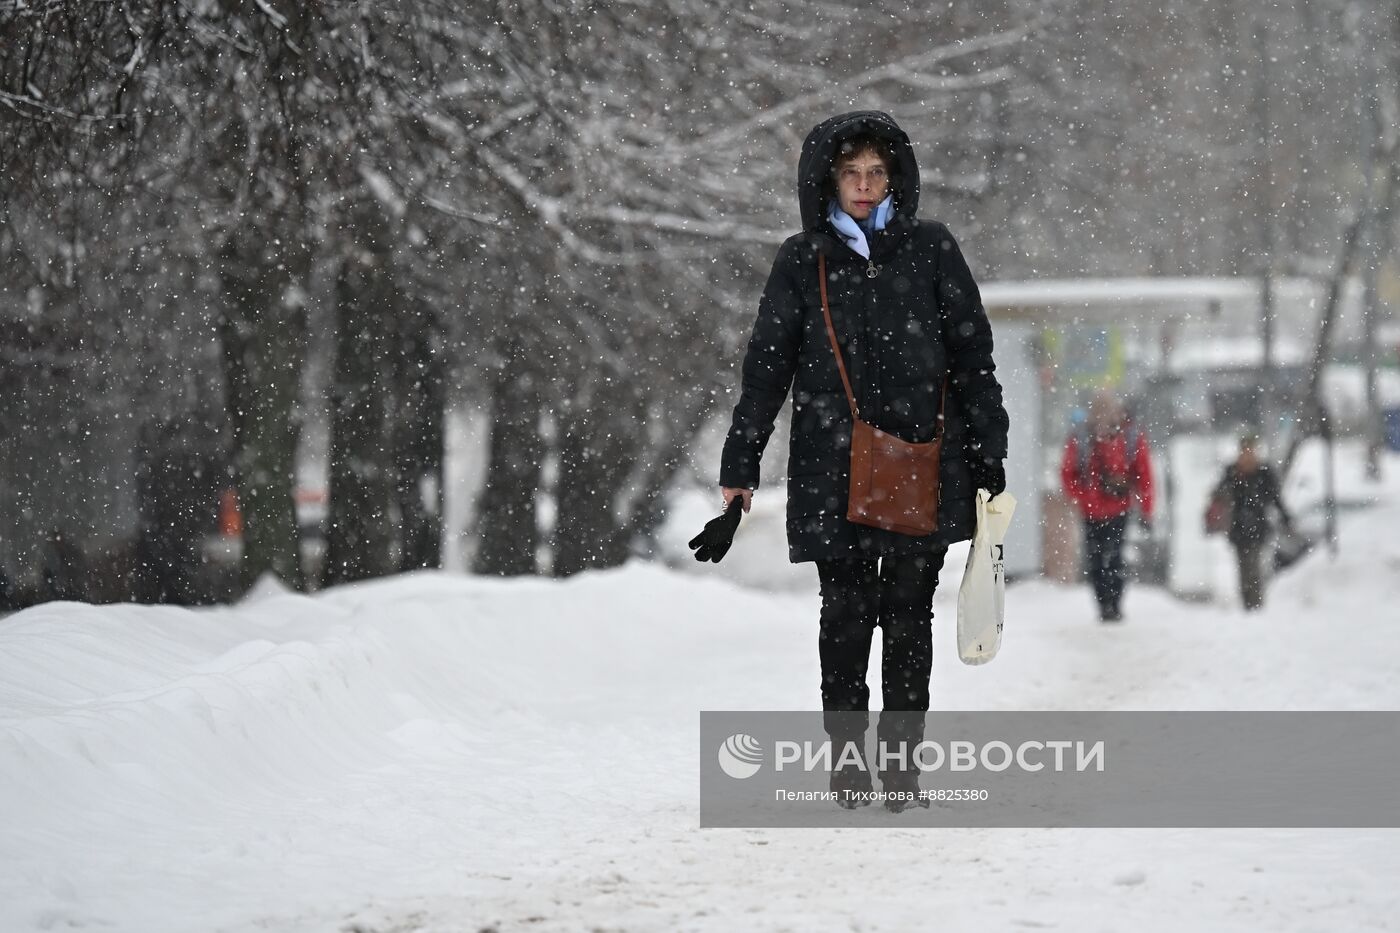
[1217,463,1291,548]
[719,111,1010,563]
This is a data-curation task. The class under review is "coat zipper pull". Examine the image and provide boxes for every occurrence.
[866,259,879,278]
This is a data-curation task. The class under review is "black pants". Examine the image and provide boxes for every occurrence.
[815,550,947,721]
[1233,542,1266,611]
[1083,515,1128,617]
[817,552,945,792]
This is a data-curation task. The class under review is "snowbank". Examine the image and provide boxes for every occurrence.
[4,457,1400,932]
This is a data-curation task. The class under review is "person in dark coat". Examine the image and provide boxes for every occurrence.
[1213,433,1292,611]
[715,110,1009,810]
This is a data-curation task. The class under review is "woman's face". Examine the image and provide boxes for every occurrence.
[832,149,890,220]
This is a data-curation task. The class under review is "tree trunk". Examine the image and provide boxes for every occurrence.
[219,235,307,591]
[1363,162,1397,481]
[552,380,635,577]
[392,300,445,571]
[472,343,544,576]
[620,395,719,552]
[552,383,718,576]
[324,248,396,585]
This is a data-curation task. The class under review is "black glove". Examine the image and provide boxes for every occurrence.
[688,496,745,563]
[968,456,1006,497]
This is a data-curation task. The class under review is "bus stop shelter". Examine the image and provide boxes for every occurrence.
[980,276,1252,587]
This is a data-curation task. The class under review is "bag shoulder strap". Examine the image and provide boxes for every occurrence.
[1075,422,1091,476]
[818,253,947,433]
[817,253,860,421]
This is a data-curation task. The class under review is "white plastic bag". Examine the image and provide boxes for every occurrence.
[957,488,1017,665]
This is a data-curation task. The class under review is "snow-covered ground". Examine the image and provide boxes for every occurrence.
[4,458,1400,932]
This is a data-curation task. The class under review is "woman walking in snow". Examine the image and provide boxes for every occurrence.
[696,111,1009,809]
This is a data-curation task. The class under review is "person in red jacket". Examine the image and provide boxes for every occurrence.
[1060,392,1154,622]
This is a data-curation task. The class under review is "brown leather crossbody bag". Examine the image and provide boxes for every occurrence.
[817,253,947,536]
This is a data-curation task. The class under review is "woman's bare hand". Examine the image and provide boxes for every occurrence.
[720,487,752,513]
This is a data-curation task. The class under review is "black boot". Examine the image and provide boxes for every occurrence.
[881,768,930,812]
[828,734,873,809]
[877,712,931,812]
